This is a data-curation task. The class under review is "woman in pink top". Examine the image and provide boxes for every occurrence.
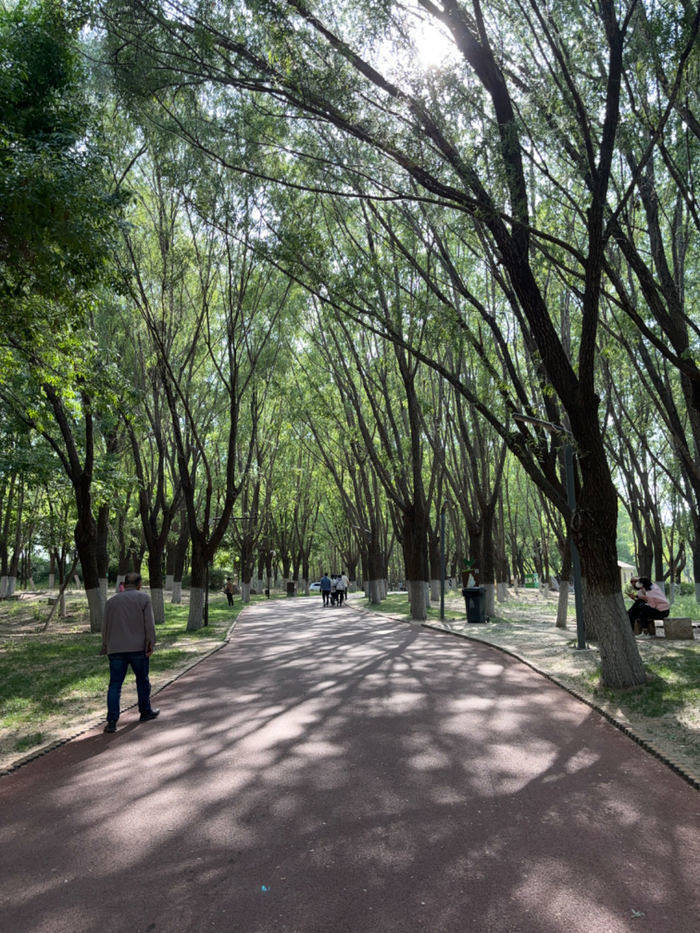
[627,576,670,636]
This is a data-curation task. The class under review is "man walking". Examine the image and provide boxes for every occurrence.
[320,572,331,607]
[101,571,159,733]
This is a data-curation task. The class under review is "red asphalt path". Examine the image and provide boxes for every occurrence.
[1,599,698,933]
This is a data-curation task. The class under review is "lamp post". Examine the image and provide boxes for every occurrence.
[513,414,586,650]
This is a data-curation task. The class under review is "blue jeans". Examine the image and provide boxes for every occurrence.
[107,652,152,722]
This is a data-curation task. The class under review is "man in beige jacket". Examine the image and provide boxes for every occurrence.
[101,572,159,733]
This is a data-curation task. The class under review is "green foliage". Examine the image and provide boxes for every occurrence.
[0,1,122,309]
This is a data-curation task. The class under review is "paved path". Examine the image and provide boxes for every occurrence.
[1,600,698,932]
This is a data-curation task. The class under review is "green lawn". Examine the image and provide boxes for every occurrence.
[359,591,466,623]
[590,647,699,719]
[0,594,246,760]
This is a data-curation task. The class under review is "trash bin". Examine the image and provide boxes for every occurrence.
[462,586,487,623]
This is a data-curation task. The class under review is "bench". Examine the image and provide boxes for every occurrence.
[652,617,694,640]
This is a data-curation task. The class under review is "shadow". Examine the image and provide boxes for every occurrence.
[0,599,698,932]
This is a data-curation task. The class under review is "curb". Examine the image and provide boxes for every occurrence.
[352,603,699,792]
[0,609,248,779]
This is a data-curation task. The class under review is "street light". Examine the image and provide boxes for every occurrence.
[513,413,586,650]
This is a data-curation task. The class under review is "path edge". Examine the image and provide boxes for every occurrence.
[350,601,698,792]
[421,619,699,792]
[0,609,249,779]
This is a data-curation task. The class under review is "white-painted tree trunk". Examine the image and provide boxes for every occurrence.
[86,587,104,633]
[99,577,108,603]
[0,575,8,597]
[187,586,205,630]
[151,587,165,624]
[165,574,174,592]
[242,582,251,603]
[497,582,508,602]
[59,589,66,619]
[541,583,549,599]
[556,580,570,629]
[483,582,495,618]
[116,573,125,592]
[430,579,440,602]
[368,579,382,604]
[407,580,427,622]
[7,576,16,597]
[171,581,182,604]
[73,574,81,588]
[695,581,700,603]
[300,578,308,596]
[48,572,55,591]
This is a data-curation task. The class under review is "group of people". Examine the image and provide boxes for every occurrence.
[626,576,670,636]
[319,572,349,607]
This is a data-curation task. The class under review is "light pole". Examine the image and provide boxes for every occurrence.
[513,414,586,650]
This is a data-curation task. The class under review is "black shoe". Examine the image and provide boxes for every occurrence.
[139,708,160,722]
[104,721,117,734]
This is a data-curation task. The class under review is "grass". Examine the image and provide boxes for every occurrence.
[589,646,700,719]
[0,593,253,764]
[359,591,466,623]
[667,593,700,620]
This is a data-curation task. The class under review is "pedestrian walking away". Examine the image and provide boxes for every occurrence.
[336,571,347,606]
[224,577,234,606]
[100,571,160,733]
[330,574,338,606]
[320,572,331,606]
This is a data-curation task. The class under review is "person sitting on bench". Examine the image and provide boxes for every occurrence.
[627,576,670,637]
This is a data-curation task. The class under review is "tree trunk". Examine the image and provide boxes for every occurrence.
[481,510,497,617]
[573,454,646,687]
[74,508,103,632]
[187,540,207,631]
[556,580,570,630]
[402,506,428,622]
[97,504,109,604]
[148,544,166,624]
[165,542,175,592]
[171,519,188,605]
